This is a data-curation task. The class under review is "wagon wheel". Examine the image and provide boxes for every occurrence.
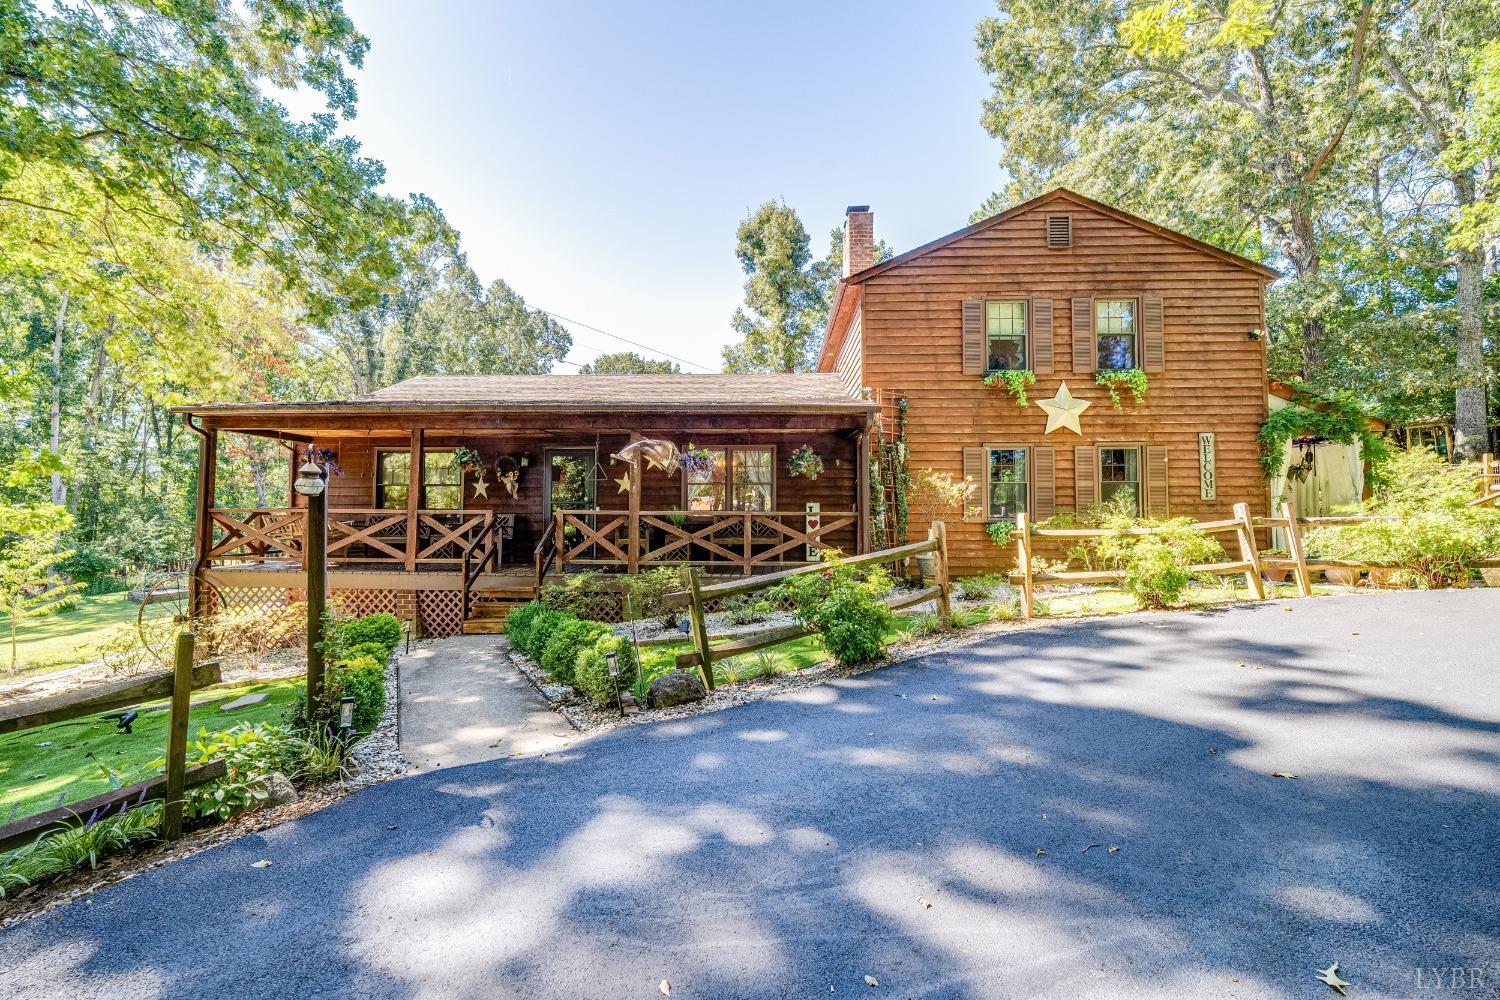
[136,573,218,667]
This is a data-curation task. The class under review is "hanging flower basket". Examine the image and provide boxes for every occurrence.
[787,444,825,480]
[303,446,342,477]
[680,443,715,476]
[451,447,485,473]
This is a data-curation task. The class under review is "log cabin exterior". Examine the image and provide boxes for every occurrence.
[173,375,876,637]
[819,188,1279,574]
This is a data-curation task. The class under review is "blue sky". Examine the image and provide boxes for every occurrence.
[324,0,1002,372]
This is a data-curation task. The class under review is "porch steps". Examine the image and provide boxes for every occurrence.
[460,588,537,635]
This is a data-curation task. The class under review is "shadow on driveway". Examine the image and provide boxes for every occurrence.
[2,591,1497,999]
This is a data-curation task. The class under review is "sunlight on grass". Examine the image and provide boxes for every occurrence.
[2,592,176,676]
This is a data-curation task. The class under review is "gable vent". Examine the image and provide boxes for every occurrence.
[1046,214,1073,248]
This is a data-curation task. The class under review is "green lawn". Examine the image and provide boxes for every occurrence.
[0,676,302,823]
[2,592,176,677]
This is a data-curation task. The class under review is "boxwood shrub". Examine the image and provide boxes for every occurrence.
[335,613,403,654]
[523,609,576,661]
[540,619,611,685]
[505,600,546,652]
[574,634,640,707]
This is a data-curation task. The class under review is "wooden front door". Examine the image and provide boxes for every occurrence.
[545,449,596,521]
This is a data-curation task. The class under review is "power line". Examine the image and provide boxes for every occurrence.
[534,307,717,373]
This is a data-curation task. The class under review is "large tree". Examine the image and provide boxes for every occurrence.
[975,0,1380,376]
[579,351,680,374]
[722,201,824,373]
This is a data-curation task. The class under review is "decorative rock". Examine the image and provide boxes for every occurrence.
[219,692,268,712]
[260,770,298,807]
[646,670,707,709]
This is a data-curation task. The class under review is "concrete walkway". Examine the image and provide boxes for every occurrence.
[397,634,574,771]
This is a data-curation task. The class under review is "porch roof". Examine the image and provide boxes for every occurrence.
[173,373,876,419]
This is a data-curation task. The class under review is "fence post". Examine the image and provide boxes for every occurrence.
[163,631,194,842]
[1484,453,1495,496]
[1015,513,1033,619]
[1280,498,1314,598]
[1232,502,1266,601]
[929,521,952,627]
[686,567,715,692]
[553,510,565,574]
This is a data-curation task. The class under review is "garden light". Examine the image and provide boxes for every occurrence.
[606,651,624,718]
[338,695,355,738]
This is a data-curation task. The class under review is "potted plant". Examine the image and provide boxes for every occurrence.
[680,443,714,476]
[1095,368,1149,408]
[452,447,485,474]
[982,369,1037,406]
[786,445,825,480]
[303,446,343,477]
[1260,547,1291,584]
[907,468,977,580]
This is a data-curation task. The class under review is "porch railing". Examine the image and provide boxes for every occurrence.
[206,508,502,571]
[551,508,857,577]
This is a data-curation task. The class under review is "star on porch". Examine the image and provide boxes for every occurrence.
[469,473,490,499]
[1035,381,1092,435]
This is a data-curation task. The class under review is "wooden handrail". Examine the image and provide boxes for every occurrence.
[534,517,558,591]
[459,513,501,622]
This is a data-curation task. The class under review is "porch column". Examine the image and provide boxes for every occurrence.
[188,423,217,621]
[405,427,424,571]
[855,428,870,554]
[627,451,642,574]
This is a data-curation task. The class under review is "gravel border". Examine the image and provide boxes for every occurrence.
[343,651,408,787]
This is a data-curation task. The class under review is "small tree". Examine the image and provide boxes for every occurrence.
[908,468,978,528]
[1,526,84,670]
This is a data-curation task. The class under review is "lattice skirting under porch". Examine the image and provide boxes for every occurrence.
[416,590,463,638]
[201,582,463,639]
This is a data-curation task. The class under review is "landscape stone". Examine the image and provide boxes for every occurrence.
[646,670,707,709]
[219,692,268,712]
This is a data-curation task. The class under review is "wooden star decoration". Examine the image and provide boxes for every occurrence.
[614,472,633,494]
[1315,963,1351,996]
[469,473,490,499]
[1035,381,1092,435]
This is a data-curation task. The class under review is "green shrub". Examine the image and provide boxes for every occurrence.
[956,574,1005,602]
[627,566,685,626]
[719,593,767,627]
[541,571,621,620]
[334,613,403,654]
[0,803,161,897]
[540,618,611,685]
[574,634,640,707]
[505,600,546,651]
[523,609,577,661]
[342,641,390,665]
[776,555,896,667]
[57,548,126,595]
[161,723,308,821]
[1302,448,1500,588]
[332,658,387,731]
[1088,508,1223,609]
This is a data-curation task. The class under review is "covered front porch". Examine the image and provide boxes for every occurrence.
[175,374,877,636]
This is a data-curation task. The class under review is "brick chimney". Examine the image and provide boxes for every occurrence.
[843,205,874,277]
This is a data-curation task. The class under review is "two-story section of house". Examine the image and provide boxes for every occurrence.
[818,188,1279,575]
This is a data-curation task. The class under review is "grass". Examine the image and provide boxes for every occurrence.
[2,592,176,677]
[0,676,303,823]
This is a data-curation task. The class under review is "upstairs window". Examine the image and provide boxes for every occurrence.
[1096,299,1138,370]
[986,301,1028,372]
[987,448,1029,521]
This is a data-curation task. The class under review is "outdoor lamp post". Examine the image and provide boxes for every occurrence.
[294,459,328,716]
[337,695,356,742]
[606,650,623,718]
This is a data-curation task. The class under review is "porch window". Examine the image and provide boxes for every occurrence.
[1095,298,1138,370]
[986,301,1027,372]
[1099,447,1141,514]
[376,450,462,510]
[685,447,774,511]
[987,448,1028,521]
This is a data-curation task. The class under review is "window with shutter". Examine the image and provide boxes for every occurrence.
[1098,446,1142,515]
[962,299,984,375]
[984,300,1027,372]
[1046,215,1072,248]
[1142,294,1164,372]
[985,447,1029,522]
[1074,445,1097,511]
[1146,445,1169,517]
[1030,297,1053,374]
[1071,297,1095,373]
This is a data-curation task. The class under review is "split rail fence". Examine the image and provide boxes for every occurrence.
[664,524,954,690]
[0,632,222,853]
[1011,453,1500,619]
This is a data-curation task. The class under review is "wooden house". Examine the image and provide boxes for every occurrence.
[173,375,875,636]
[818,188,1280,574]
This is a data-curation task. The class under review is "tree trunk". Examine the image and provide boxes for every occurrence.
[1453,171,1489,461]
[49,290,69,507]
[1287,204,1325,378]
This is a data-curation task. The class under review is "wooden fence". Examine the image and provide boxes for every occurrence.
[664,524,954,690]
[0,633,221,853]
[1010,469,1500,618]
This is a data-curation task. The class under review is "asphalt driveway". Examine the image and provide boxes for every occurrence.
[2,590,1497,999]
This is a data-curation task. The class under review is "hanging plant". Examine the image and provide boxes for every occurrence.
[303,446,342,477]
[679,442,715,476]
[985,521,1014,548]
[1095,368,1149,408]
[787,444,825,480]
[1257,382,1389,480]
[451,446,485,473]
[982,369,1037,406]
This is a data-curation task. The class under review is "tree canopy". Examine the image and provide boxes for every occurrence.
[579,352,681,375]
